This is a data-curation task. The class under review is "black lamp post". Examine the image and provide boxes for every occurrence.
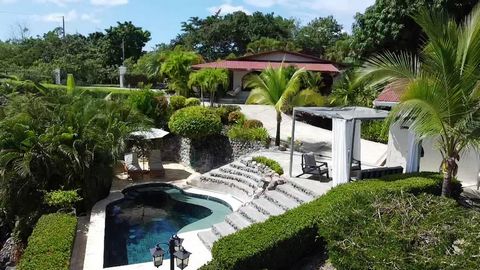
[150,234,192,270]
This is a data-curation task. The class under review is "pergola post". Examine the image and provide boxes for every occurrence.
[289,108,296,178]
[406,130,421,173]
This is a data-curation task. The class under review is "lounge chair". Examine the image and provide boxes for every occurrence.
[148,149,165,178]
[125,152,143,180]
[357,166,404,180]
[297,152,329,179]
[227,86,242,97]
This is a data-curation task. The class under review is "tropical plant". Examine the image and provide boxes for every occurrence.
[358,6,480,196]
[168,106,222,139]
[245,66,305,146]
[66,74,75,95]
[330,72,377,107]
[160,48,203,96]
[188,68,229,106]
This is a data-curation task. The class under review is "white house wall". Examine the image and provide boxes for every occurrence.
[232,70,250,90]
[387,123,480,187]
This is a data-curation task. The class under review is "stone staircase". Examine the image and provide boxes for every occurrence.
[190,159,324,250]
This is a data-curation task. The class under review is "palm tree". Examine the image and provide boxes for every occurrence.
[245,66,305,146]
[358,6,480,196]
[160,48,203,96]
[188,68,229,107]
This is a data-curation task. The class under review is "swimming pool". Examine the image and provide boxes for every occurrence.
[103,183,232,267]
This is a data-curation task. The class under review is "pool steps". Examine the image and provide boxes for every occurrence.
[192,160,322,250]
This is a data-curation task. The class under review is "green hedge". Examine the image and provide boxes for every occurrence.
[202,173,462,270]
[227,126,269,145]
[18,213,77,270]
[168,106,222,139]
[252,156,284,175]
[215,105,241,124]
[185,97,201,107]
[320,192,480,269]
[362,120,389,144]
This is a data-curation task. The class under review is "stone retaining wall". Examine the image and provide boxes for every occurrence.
[162,134,267,173]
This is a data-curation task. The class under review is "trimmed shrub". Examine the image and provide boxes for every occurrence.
[44,190,81,210]
[243,119,263,129]
[203,173,462,270]
[169,95,186,111]
[185,97,201,107]
[168,106,222,139]
[18,213,77,270]
[362,120,389,144]
[66,74,75,95]
[128,90,167,126]
[252,156,284,175]
[320,192,480,270]
[228,111,245,125]
[215,105,241,124]
[227,126,269,145]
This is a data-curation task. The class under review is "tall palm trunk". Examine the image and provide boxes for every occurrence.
[210,91,214,107]
[275,110,282,146]
[441,157,456,197]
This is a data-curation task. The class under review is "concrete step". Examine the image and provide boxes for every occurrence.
[200,175,253,196]
[265,190,300,211]
[251,198,286,216]
[276,183,314,204]
[225,212,252,230]
[210,170,259,189]
[197,230,218,250]
[219,166,263,184]
[230,162,260,175]
[238,205,269,223]
[212,222,237,238]
[288,180,324,197]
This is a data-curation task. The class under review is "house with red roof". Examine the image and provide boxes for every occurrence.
[192,50,340,103]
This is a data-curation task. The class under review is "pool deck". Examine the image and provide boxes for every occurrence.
[82,182,242,270]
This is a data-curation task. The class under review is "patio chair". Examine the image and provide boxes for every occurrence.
[297,152,329,179]
[148,149,165,178]
[124,152,143,180]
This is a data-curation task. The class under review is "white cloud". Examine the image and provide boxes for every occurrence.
[35,0,81,7]
[33,9,101,25]
[208,3,251,15]
[0,0,17,3]
[34,9,78,22]
[245,0,374,15]
[90,0,128,6]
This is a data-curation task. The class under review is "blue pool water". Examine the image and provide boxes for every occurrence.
[103,184,232,267]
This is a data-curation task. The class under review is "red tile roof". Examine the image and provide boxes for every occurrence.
[192,60,339,73]
[375,84,403,103]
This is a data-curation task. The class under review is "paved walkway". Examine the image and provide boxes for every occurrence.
[239,105,388,166]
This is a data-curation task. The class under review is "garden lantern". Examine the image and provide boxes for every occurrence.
[150,244,165,268]
[151,234,191,269]
[173,248,191,270]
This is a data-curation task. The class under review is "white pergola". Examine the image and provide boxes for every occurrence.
[289,107,390,186]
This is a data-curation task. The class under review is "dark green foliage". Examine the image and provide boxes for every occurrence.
[18,213,77,270]
[185,97,201,107]
[203,173,462,270]
[361,120,389,144]
[214,105,241,124]
[295,16,344,57]
[168,106,222,139]
[351,0,477,58]
[174,12,297,60]
[0,88,149,241]
[243,119,263,129]
[320,192,480,269]
[169,95,187,111]
[44,190,81,210]
[252,156,283,175]
[227,111,245,125]
[227,127,270,146]
[127,90,168,126]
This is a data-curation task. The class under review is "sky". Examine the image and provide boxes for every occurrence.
[0,0,375,50]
